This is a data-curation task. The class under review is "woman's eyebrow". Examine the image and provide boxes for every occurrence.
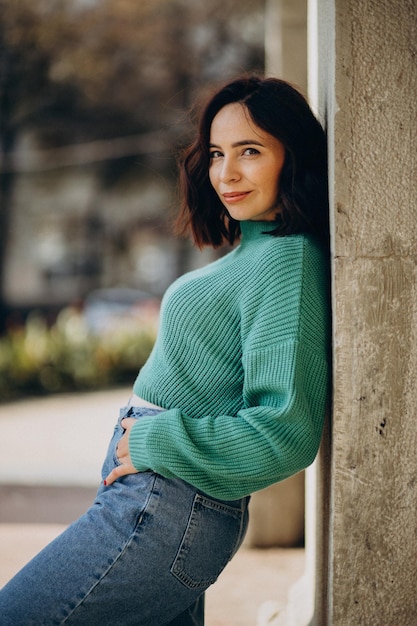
[209,139,265,148]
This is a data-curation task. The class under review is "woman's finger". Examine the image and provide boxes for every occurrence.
[104,463,137,486]
[120,417,136,431]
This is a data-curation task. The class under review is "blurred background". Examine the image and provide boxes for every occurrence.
[0,0,270,401]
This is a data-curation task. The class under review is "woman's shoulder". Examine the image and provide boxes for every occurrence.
[249,232,327,274]
[273,232,325,253]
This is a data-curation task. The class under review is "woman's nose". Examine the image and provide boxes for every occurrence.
[220,157,240,183]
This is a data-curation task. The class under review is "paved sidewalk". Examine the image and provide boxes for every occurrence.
[0,387,125,486]
[0,388,305,625]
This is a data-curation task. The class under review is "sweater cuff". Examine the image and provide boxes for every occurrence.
[128,417,154,471]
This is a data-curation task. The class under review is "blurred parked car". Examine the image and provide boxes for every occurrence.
[83,287,160,335]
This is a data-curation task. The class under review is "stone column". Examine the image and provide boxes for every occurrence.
[316,0,417,623]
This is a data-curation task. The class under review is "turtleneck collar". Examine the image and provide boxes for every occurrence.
[239,220,278,243]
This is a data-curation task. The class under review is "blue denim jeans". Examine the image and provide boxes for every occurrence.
[0,407,249,625]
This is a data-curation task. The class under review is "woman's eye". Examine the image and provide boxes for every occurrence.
[243,147,260,156]
[209,150,223,159]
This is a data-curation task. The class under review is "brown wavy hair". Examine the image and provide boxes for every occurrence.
[176,75,329,248]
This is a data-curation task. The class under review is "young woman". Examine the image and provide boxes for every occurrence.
[0,75,330,625]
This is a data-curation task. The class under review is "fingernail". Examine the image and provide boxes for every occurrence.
[104,480,107,486]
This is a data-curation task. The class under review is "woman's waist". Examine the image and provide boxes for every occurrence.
[127,393,165,410]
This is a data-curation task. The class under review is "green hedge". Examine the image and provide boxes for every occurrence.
[0,307,157,402]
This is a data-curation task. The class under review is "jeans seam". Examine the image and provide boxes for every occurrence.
[61,473,159,624]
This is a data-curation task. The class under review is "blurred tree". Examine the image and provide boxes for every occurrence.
[0,0,264,328]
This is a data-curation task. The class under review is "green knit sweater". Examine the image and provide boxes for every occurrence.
[131,220,330,500]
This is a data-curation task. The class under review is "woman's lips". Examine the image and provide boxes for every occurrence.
[222,191,251,203]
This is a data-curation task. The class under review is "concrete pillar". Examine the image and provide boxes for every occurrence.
[315,0,417,623]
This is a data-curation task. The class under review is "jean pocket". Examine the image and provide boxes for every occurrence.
[170,494,247,590]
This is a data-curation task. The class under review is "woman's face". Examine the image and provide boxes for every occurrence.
[208,102,285,222]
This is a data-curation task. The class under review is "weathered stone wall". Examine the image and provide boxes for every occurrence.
[322,0,417,623]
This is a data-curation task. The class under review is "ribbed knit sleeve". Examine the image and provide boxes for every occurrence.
[130,224,330,501]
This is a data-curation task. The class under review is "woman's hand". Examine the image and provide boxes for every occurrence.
[104,418,138,486]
